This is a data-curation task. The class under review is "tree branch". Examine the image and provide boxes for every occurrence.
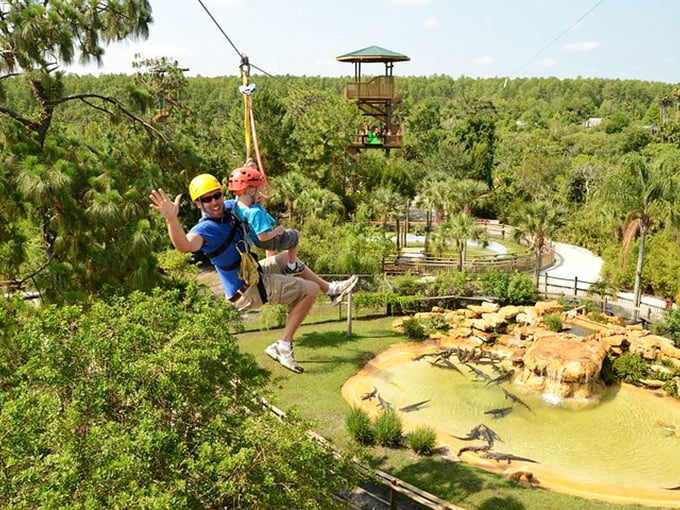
[53,92,171,146]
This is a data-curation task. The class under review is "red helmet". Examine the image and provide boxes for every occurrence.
[228,166,266,195]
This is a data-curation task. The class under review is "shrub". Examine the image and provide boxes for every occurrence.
[543,313,563,332]
[401,317,426,339]
[612,352,648,383]
[260,304,288,330]
[427,313,449,332]
[373,409,403,448]
[345,406,375,445]
[406,426,437,455]
[507,272,537,305]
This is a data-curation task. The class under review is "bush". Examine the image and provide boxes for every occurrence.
[481,270,535,305]
[401,317,426,339]
[373,409,403,448]
[427,313,449,332]
[260,304,288,330]
[543,313,563,332]
[612,352,648,383]
[405,425,437,455]
[345,406,375,445]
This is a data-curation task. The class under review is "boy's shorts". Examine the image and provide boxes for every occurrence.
[256,229,299,251]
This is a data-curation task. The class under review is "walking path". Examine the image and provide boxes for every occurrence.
[542,242,667,314]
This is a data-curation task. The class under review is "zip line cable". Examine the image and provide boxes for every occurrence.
[195,0,243,59]
[507,0,607,82]
[195,0,271,176]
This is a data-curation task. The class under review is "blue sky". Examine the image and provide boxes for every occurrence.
[69,0,679,84]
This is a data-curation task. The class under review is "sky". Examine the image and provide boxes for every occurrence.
[68,0,680,84]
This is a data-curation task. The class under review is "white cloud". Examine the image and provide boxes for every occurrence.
[537,58,555,67]
[389,0,429,5]
[423,17,438,29]
[473,55,492,65]
[563,41,601,52]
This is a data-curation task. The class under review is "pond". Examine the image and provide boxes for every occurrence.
[342,342,680,507]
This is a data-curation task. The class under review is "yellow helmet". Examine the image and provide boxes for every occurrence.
[189,174,222,201]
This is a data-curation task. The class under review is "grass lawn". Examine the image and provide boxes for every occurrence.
[236,315,656,510]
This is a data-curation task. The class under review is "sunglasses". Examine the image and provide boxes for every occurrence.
[199,191,223,203]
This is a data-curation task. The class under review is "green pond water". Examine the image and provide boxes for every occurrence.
[372,359,680,491]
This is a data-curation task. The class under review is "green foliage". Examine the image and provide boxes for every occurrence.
[481,270,536,305]
[0,287,357,508]
[345,406,375,445]
[405,425,437,455]
[427,313,450,333]
[401,317,427,340]
[543,313,563,332]
[373,409,403,448]
[432,270,475,297]
[260,304,289,330]
[611,352,648,383]
[654,307,680,347]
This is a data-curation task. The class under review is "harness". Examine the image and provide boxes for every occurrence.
[202,206,267,304]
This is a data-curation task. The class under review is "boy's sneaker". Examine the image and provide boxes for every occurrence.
[283,261,305,275]
[328,275,359,306]
[264,342,304,374]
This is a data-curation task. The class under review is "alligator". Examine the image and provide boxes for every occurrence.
[376,394,392,410]
[480,425,502,444]
[465,363,492,382]
[457,443,492,457]
[484,406,513,418]
[454,424,485,441]
[430,358,463,374]
[502,388,532,410]
[481,452,538,464]
[398,399,431,412]
[361,386,378,400]
[486,370,514,386]
[664,484,680,490]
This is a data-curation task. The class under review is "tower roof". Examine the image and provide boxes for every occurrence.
[336,45,410,64]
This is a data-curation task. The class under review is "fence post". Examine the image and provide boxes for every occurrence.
[573,276,578,299]
[346,292,353,338]
[543,273,548,299]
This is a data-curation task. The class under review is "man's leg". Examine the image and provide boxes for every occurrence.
[281,280,319,341]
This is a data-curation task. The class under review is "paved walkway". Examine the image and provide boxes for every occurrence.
[543,242,666,313]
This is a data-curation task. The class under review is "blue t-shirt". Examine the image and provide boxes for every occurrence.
[189,200,245,298]
[235,203,276,246]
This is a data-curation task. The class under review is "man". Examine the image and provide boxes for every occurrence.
[149,174,358,374]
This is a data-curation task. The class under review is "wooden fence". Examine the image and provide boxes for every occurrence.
[381,219,555,275]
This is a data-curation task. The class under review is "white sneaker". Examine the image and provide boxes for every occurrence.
[328,275,359,306]
[264,342,304,374]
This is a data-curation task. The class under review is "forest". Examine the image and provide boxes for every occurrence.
[3,62,680,304]
[2,2,680,508]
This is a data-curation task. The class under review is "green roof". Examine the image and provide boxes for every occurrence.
[336,45,410,63]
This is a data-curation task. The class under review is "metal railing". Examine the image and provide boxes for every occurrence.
[537,274,667,324]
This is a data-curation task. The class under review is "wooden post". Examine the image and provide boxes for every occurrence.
[573,276,579,299]
[346,292,353,338]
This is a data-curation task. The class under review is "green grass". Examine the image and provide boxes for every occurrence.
[236,317,656,510]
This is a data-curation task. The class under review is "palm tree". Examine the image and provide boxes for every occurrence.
[598,153,676,319]
[269,172,313,222]
[511,201,565,286]
[446,213,488,270]
[446,178,489,217]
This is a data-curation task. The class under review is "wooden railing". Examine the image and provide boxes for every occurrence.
[343,75,397,100]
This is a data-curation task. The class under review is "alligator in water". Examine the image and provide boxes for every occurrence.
[481,452,538,464]
[465,363,492,382]
[484,406,513,418]
[398,399,431,412]
[361,386,378,400]
[502,388,532,410]
[486,369,514,385]
[376,393,392,410]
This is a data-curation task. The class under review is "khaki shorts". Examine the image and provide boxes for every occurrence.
[232,252,311,311]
